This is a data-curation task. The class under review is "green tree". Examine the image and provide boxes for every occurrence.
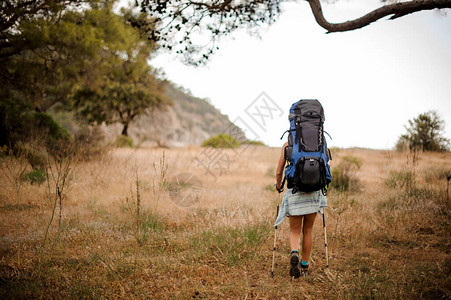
[1,10,99,111]
[1,2,148,112]
[396,111,449,152]
[1,2,114,152]
[72,7,170,136]
[1,1,169,145]
[73,58,169,136]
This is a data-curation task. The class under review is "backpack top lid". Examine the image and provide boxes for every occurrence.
[288,99,325,122]
[288,99,325,153]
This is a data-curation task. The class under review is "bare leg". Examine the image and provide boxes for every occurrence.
[301,213,317,262]
[288,215,303,278]
[289,216,303,251]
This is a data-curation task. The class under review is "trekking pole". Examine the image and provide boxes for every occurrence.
[322,210,329,268]
[271,193,281,278]
[447,175,450,204]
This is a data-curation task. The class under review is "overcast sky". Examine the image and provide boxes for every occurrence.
[148,0,451,149]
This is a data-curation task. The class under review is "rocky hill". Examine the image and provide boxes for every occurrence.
[101,83,243,147]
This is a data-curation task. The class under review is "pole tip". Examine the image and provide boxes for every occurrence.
[271,271,274,278]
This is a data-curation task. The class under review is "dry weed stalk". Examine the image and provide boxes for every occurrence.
[120,165,144,296]
[0,146,28,266]
[42,146,75,247]
[134,169,141,295]
[123,166,144,242]
[151,151,168,213]
[136,170,141,239]
[405,148,420,192]
[334,203,347,237]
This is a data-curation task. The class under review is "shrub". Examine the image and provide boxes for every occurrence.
[330,155,362,192]
[201,133,239,148]
[14,142,48,170]
[423,167,451,184]
[395,135,410,152]
[0,99,34,146]
[33,112,71,145]
[115,135,133,148]
[0,99,71,155]
[395,111,449,152]
[74,124,107,160]
[22,169,47,185]
[379,184,444,213]
[385,170,416,191]
[241,140,266,146]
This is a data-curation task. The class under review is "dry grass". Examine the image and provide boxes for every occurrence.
[0,146,450,299]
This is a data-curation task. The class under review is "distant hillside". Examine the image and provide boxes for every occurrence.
[102,82,244,147]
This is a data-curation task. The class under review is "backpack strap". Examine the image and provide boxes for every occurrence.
[280,129,295,140]
[280,175,286,191]
[277,145,289,193]
[324,130,332,140]
[294,121,300,151]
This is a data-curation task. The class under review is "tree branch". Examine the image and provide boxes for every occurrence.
[306,0,451,33]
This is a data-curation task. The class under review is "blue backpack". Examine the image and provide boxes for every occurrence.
[281,99,332,194]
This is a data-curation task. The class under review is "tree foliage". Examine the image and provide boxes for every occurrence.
[136,0,451,65]
[138,0,283,65]
[1,1,169,146]
[73,52,170,136]
[0,0,94,59]
[396,111,449,152]
[0,99,70,149]
[2,7,105,111]
[71,5,170,136]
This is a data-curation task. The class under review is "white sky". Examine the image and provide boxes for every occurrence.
[148,0,451,149]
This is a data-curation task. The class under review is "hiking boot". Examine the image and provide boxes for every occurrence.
[289,251,301,278]
[300,263,309,276]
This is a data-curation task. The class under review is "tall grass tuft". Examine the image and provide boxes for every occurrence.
[423,167,451,184]
[0,146,29,266]
[22,169,47,185]
[330,155,362,192]
[385,170,415,191]
[193,222,269,266]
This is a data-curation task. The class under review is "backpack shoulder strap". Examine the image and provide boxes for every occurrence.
[280,143,288,190]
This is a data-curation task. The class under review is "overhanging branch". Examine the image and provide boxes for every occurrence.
[306,0,451,33]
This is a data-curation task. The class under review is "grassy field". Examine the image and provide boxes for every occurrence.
[0,146,450,299]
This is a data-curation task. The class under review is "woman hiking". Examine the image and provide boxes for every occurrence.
[275,142,327,278]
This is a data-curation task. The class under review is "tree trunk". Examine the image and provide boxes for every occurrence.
[306,0,451,33]
[122,123,129,136]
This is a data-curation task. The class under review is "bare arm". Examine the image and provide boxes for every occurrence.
[276,142,288,190]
